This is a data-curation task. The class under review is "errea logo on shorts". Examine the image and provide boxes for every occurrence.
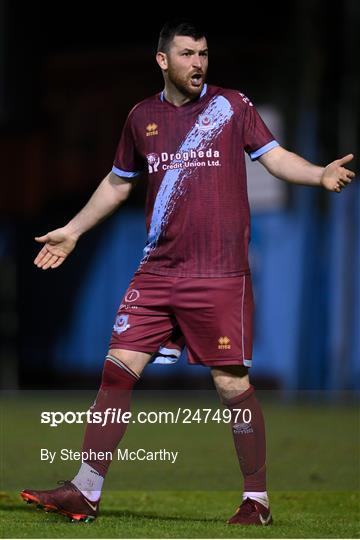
[218,336,231,350]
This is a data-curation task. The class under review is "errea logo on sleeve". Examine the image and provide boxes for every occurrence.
[146,123,158,136]
[238,93,253,107]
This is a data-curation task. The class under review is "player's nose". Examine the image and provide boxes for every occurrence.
[192,54,202,69]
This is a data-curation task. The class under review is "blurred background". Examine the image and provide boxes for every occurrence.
[0,0,359,391]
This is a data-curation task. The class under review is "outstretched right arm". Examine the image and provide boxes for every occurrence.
[34,171,132,270]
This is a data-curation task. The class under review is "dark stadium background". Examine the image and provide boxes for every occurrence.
[0,1,359,392]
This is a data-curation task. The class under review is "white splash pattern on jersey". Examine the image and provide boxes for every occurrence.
[141,95,234,264]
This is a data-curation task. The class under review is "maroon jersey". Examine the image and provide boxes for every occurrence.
[113,84,278,277]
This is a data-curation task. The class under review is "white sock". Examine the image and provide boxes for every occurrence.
[79,489,101,502]
[243,491,269,509]
[72,463,104,501]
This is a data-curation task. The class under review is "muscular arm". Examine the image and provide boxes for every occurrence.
[34,171,133,270]
[259,146,355,192]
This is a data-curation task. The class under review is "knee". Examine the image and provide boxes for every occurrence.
[211,365,250,401]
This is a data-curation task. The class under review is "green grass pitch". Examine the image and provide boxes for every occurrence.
[1,490,359,538]
[0,393,359,537]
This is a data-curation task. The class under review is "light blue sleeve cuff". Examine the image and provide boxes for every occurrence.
[112,165,141,179]
[249,140,279,161]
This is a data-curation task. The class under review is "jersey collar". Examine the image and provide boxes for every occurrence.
[160,83,208,104]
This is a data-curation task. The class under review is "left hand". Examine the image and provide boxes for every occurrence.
[321,154,355,193]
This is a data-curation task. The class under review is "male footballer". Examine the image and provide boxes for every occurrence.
[21,20,355,525]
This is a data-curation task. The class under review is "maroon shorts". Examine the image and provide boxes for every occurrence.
[109,271,254,367]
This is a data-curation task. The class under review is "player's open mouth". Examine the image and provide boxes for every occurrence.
[190,74,203,87]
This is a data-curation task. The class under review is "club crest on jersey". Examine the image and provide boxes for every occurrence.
[147,153,160,173]
[146,123,158,136]
[113,314,130,334]
[196,114,217,131]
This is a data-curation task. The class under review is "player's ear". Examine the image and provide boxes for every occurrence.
[156,51,168,71]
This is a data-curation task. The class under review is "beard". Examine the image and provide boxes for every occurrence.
[166,63,206,99]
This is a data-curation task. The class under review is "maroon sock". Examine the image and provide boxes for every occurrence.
[82,355,139,477]
[224,385,266,491]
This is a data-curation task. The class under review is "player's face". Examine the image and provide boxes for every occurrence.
[164,36,208,98]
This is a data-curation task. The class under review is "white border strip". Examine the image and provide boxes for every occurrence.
[250,140,279,161]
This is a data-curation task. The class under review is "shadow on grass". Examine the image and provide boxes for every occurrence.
[101,508,224,523]
[1,502,224,525]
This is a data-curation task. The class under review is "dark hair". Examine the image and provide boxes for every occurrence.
[157,20,206,53]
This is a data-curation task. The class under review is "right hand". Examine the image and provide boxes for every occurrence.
[34,228,78,270]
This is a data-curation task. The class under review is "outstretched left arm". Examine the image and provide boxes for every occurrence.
[259,146,355,193]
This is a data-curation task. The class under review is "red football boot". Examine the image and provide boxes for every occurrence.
[20,481,99,522]
[227,497,273,526]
